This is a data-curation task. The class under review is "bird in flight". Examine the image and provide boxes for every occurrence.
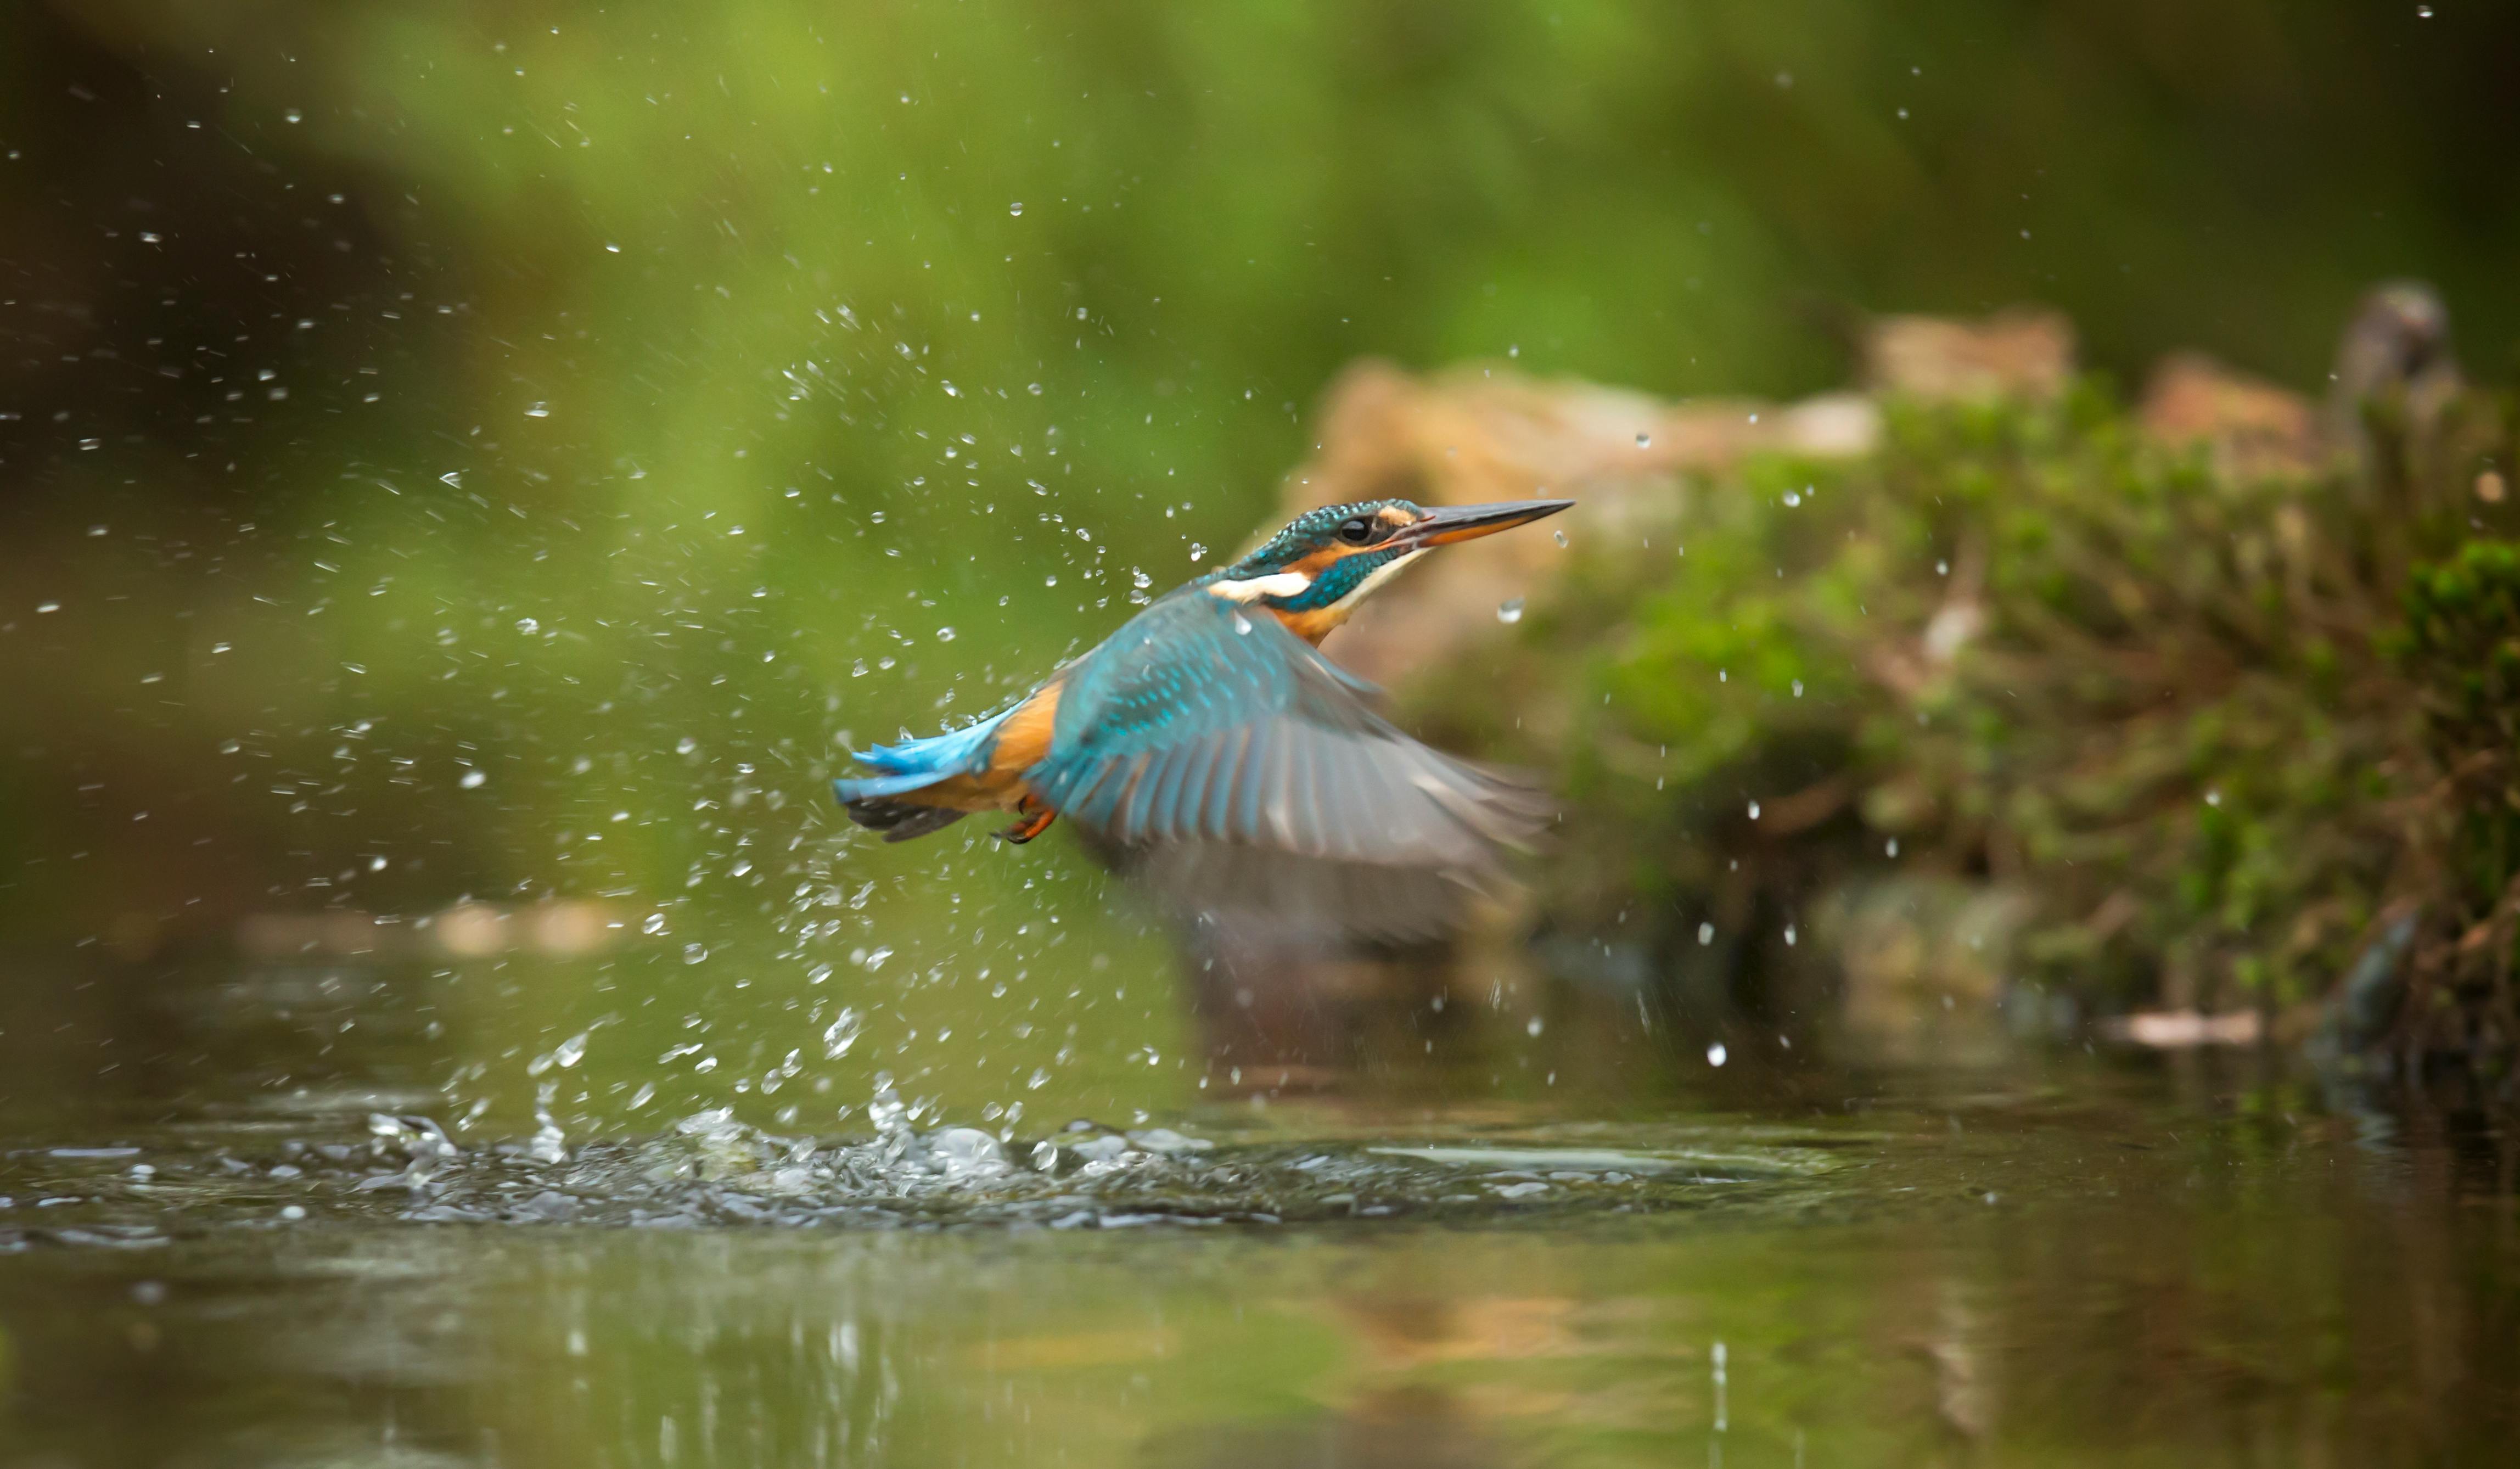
[833,497,1570,940]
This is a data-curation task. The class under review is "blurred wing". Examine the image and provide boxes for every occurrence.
[1029,592,1551,940]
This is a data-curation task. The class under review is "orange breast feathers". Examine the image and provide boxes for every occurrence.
[988,679,1061,776]
[1275,605,1346,646]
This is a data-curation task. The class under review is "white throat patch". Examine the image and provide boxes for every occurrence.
[1343,548,1425,606]
[1205,570,1314,603]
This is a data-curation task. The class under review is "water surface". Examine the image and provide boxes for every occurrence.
[2,955,2512,1468]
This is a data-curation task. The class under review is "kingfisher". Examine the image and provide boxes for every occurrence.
[833,497,1570,939]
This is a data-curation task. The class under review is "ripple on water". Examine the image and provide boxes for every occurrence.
[0,1100,1855,1242]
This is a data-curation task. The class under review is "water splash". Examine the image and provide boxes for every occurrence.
[0,1095,1844,1238]
[529,1081,569,1164]
[527,1031,590,1076]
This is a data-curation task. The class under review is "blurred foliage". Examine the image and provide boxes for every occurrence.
[2392,540,2520,1040]
[6,0,2520,944]
[1420,380,2520,1038]
[0,0,2515,1107]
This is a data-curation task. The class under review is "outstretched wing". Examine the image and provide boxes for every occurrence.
[1027,591,1551,940]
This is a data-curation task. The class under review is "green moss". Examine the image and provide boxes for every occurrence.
[1417,386,2518,1027]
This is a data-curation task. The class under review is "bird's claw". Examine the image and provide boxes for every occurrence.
[995,806,1057,844]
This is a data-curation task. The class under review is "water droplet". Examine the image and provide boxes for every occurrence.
[1009,201,1024,216]
[553,1031,588,1069]
[1706,1042,1728,1067]
[284,108,303,124]
[528,1087,568,1163]
[822,1007,863,1058]
[935,626,956,642]
[1698,922,1715,946]
[2417,4,2434,15]
[516,616,540,635]
[1783,924,1798,947]
[1552,530,1568,547]
[1232,612,1253,635]
[1782,489,1801,507]
[2204,789,2222,807]
[1495,597,1525,624]
[1886,837,1900,857]
[35,602,59,615]
[524,402,550,418]
[1936,559,1950,576]
[1525,1016,1545,1038]
[1635,431,1652,448]
[458,770,486,790]
[1747,800,1761,820]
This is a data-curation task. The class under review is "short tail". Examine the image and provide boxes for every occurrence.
[831,768,955,802]
[830,711,1009,844]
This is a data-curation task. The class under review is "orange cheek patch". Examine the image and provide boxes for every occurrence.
[1288,546,1349,578]
[1289,543,1394,582]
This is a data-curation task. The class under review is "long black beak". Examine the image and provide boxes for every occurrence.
[1394,498,1574,548]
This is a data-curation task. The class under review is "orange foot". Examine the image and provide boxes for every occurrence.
[995,801,1058,845]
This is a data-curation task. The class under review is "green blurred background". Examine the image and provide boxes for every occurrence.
[4,0,2518,1132]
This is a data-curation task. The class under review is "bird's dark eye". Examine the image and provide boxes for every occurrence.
[1336,517,1375,545]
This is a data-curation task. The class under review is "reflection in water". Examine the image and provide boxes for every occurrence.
[1,946,2517,1467]
[1184,926,1461,1097]
[1143,1389,1509,1469]
[2,1102,2515,1469]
